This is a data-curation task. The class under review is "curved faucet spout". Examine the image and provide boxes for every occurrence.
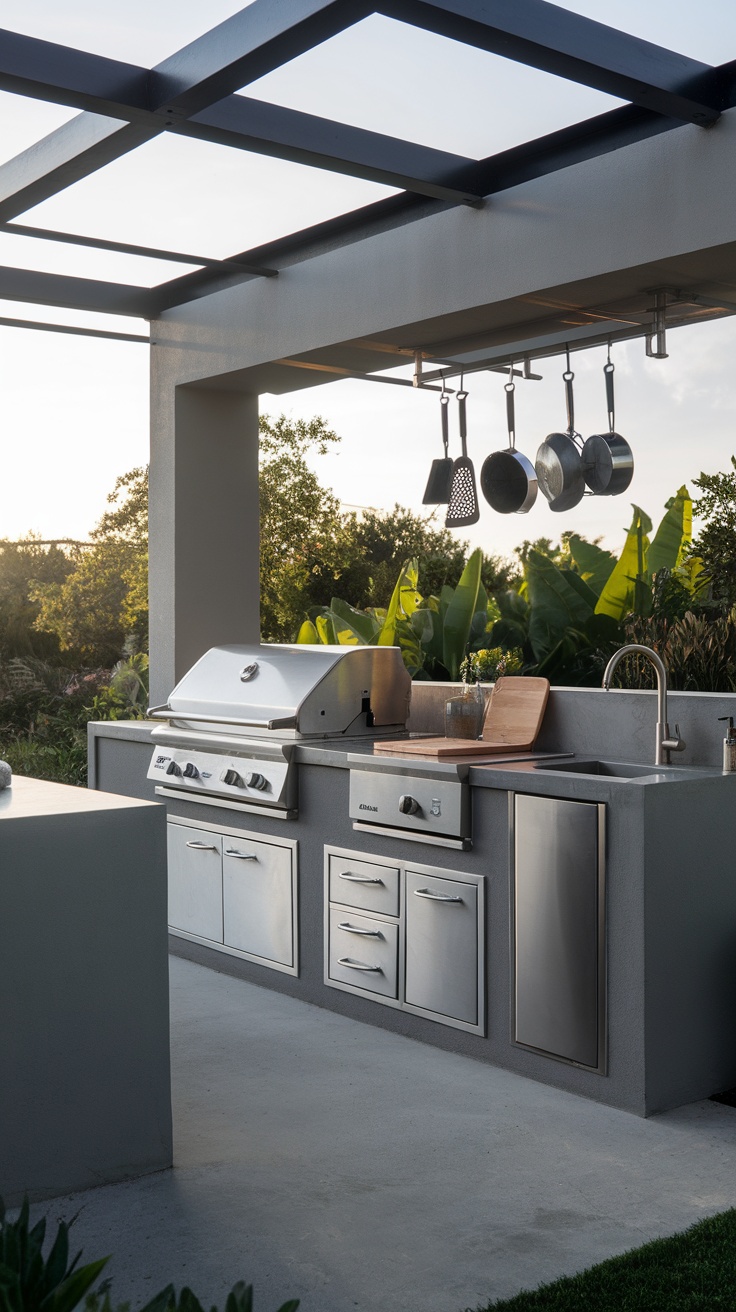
[602,643,684,766]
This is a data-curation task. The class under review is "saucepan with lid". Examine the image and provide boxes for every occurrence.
[535,351,585,513]
[580,349,634,496]
[480,364,537,514]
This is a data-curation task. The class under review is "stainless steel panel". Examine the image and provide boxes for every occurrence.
[405,869,478,1025]
[349,769,469,840]
[328,853,400,916]
[223,838,294,966]
[513,794,604,1071]
[167,822,223,941]
[328,908,399,998]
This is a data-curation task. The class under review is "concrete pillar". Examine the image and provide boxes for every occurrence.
[149,382,260,704]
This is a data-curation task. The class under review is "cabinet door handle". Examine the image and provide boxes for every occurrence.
[413,888,463,903]
[337,957,382,972]
[186,841,218,851]
[224,849,258,860]
[337,922,383,938]
[339,872,384,884]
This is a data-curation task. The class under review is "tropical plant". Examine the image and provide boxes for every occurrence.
[689,455,736,610]
[0,1197,298,1312]
[460,648,523,682]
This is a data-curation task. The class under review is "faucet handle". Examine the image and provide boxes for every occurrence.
[662,725,686,754]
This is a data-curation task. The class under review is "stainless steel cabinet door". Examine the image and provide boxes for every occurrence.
[405,870,479,1025]
[514,794,604,1070]
[167,823,223,941]
[223,838,293,966]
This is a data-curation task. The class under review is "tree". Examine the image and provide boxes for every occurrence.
[32,468,148,664]
[690,456,736,610]
[0,537,73,660]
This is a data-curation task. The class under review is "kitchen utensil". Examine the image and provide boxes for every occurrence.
[374,676,550,757]
[535,354,585,512]
[581,351,634,496]
[422,383,454,504]
[480,366,537,514]
[445,386,480,527]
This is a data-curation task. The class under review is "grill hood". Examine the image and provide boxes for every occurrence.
[149,643,412,740]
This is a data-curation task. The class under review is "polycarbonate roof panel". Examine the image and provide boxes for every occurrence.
[22,132,398,262]
[0,91,77,166]
[0,0,247,67]
[244,14,627,160]
[559,0,736,66]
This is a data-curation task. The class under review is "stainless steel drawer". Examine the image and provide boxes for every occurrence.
[328,908,399,998]
[223,837,294,967]
[405,869,479,1026]
[328,853,400,917]
[167,822,223,941]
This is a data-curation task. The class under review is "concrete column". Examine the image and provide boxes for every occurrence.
[149,381,260,704]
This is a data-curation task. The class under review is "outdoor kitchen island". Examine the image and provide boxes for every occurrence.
[89,698,736,1119]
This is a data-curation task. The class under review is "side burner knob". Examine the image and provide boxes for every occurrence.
[221,768,242,787]
[245,772,268,791]
[183,762,199,779]
[398,794,420,816]
[166,760,182,777]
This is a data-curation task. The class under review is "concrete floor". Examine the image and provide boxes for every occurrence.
[35,956,736,1312]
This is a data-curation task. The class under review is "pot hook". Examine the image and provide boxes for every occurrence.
[505,361,516,452]
[563,346,575,437]
[604,343,615,434]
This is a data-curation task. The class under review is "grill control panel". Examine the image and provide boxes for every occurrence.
[148,747,291,807]
[349,769,469,841]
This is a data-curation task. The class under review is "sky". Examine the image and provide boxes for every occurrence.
[0,1,735,560]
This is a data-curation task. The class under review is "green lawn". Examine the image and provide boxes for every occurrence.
[476,1209,736,1311]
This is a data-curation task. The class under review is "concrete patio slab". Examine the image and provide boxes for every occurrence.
[31,956,736,1312]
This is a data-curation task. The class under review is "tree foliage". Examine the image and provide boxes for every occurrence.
[0,538,73,660]
[690,455,736,609]
[31,468,148,665]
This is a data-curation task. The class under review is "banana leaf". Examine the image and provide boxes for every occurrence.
[329,597,383,644]
[595,505,652,621]
[378,558,420,648]
[315,611,338,645]
[647,486,691,577]
[442,547,482,679]
[296,619,319,644]
[525,549,598,661]
[567,534,617,597]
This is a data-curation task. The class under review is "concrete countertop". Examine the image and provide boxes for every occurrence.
[0,774,158,820]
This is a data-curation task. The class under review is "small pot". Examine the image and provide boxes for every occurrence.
[535,431,585,511]
[480,376,537,514]
[580,360,634,496]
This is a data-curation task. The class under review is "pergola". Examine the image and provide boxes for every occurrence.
[3,1,736,697]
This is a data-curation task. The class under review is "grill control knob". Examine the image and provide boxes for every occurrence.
[398,793,420,816]
[166,760,182,777]
[221,768,242,787]
[183,762,199,779]
[245,772,268,791]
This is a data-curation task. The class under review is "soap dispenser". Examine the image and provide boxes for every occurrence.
[718,716,736,772]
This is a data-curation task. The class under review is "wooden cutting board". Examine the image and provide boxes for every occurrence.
[374,676,550,758]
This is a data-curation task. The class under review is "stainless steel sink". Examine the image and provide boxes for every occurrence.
[534,759,666,779]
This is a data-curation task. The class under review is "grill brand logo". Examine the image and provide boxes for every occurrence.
[240,662,259,681]
[358,803,378,812]
[155,755,168,766]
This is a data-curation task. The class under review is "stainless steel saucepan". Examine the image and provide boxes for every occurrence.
[535,354,585,513]
[480,367,537,514]
[581,353,634,496]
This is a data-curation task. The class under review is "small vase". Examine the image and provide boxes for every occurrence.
[445,680,485,739]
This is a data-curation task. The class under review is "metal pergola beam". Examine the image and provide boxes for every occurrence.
[0,266,151,317]
[380,0,723,126]
[1,222,279,278]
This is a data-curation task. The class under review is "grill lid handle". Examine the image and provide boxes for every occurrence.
[147,705,297,731]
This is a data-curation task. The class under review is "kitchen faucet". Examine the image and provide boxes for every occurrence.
[602,644,686,765]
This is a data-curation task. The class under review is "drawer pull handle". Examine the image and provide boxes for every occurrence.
[337,957,382,972]
[414,888,463,903]
[339,872,384,884]
[224,849,258,860]
[186,841,218,851]
[338,922,383,938]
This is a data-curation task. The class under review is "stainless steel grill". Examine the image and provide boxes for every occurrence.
[146,643,411,815]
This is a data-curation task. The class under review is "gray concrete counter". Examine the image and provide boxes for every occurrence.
[0,776,172,1204]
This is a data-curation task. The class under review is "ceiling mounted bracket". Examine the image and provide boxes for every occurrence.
[646,289,669,359]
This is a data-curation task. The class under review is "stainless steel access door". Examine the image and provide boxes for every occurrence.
[223,837,294,967]
[513,794,606,1072]
[405,869,480,1028]
[167,822,223,941]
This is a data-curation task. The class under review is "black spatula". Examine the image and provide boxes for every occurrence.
[422,389,454,504]
[445,389,479,527]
